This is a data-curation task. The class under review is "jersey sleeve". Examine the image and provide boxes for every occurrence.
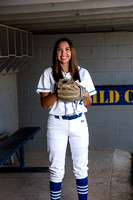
[36,68,51,94]
[84,70,97,96]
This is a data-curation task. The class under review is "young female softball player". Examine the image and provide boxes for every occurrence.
[36,38,96,200]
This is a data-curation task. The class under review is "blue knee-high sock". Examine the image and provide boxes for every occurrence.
[50,181,62,200]
[76,177,88,200]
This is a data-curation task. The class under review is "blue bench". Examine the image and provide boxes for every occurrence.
[0,127,49,172]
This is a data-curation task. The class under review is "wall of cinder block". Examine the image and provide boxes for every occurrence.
[0,74,19,135]
[0,25,33,139]
[17,32,133,152]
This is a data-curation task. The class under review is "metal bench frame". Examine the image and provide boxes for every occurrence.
[0,127,49,172]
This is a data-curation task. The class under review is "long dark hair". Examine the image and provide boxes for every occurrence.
[52,38,81,82]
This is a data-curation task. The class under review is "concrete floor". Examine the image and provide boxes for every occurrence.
[0,148,132,200]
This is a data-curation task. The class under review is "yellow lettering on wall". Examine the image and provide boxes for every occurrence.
[125,90,133,103]
[92,89,121,104]
[114,91,120,103]
[109,90,114,103]
[105,90,120,104]
[100,91,105,103]
[92,93,98,103]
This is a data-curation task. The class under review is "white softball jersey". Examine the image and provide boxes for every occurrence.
[36,66,96,116]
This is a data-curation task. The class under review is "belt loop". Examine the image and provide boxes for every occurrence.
[55,116,59,119]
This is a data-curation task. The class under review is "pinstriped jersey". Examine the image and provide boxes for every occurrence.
[36,66,96,116]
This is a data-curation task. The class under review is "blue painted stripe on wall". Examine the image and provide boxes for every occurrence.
[92,85,133,105]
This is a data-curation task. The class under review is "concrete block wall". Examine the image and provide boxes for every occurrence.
[0,74,19,136]
[18,32,133,152]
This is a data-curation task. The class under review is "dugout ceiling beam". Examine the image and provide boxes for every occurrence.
[1,1,133,73]
[0,0,133,34]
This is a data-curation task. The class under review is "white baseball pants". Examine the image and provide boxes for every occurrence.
[47,113,89,183]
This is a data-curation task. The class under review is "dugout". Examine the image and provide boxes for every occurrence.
[0,1,133,153]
